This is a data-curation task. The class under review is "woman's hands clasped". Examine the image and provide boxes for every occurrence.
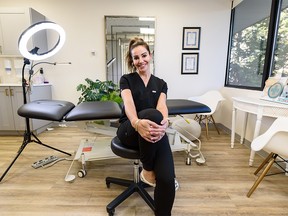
[137,118,169,143]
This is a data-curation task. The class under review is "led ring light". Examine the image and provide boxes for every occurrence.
[18,21,66,61]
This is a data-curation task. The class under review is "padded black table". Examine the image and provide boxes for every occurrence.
[17,100,75,121]
[65,101,122,121]
[167,99,210,115]
[18,99,210,122]
[0,99,210,182]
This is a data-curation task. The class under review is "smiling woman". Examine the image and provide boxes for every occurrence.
[105,16,155,85]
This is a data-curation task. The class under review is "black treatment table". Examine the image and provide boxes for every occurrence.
[0,99,210,182]
[18,99,211,122]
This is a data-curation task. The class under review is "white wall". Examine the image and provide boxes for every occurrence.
[6,0,270,142]
[152,0,232,100]
[0,0,232,101]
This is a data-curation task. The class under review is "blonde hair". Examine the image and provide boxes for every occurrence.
[125,37,151,72]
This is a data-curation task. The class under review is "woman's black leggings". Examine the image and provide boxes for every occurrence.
[117,108,175,216]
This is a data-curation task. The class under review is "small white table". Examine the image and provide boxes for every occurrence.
[231,96,288,166]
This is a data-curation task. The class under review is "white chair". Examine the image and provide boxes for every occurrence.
[188,90,225,139]
[247,117,288,197]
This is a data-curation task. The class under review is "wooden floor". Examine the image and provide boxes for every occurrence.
[0,124,288,216]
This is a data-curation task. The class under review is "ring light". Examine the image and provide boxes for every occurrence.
[18,21,66,61]
[0,20,69,182]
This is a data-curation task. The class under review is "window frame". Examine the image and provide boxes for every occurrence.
[225,0,283,91]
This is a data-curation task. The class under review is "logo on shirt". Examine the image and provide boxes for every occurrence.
[152,90,156,93]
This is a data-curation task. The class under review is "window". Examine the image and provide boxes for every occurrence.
[225,0,288,90]
[272,2,288,77]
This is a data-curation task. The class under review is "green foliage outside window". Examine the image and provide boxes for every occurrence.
[226,3,288,89]
[273,9,288,77]
[228,17,269,88]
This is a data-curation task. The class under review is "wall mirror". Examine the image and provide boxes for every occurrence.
[105,16,155,84]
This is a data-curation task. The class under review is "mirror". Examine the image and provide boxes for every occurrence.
[105,16,155,84]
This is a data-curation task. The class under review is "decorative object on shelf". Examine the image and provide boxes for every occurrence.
[268,82,283,98]
[261,76,288,105]
[32,67,45,84]
[76,78,122,105]
[182,27,201,50]
[181,53,199,75]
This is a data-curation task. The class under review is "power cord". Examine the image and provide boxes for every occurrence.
[43,157,73,168]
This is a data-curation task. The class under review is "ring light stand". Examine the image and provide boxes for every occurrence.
[0,21,71,182]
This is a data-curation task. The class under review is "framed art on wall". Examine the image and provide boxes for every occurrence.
[182,27,201,50]
[181,53,199,75]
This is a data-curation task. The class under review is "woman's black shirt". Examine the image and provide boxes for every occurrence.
[119,73,168,123]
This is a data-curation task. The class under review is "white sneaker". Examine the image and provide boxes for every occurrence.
[140,171,156,187]
[175,179,179,191]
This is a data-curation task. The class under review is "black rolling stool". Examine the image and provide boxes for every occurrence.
[106,136,155,216]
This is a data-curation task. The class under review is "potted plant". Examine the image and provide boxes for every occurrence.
[76,78,122,105]
[76,78,122,127]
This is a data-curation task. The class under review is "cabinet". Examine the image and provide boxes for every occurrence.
[0,86,23,130]
[0,8,47,55]
[0,84,52,134]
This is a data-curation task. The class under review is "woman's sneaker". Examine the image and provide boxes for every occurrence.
[175,179,179,191]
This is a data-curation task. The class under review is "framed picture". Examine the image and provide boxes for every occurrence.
[181,53,199,75]
[182,27,201,50]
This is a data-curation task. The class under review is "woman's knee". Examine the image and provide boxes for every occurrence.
[138,108,163,124]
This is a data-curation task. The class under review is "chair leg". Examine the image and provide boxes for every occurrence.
[205,117,209,139]
[195,114,209,139]
[198,114,202,123]
[106,184,137,213]
[137,184,155,210]
[210,115,220,135]
[254,152,274,175]
[106,160,155,215]
[106,177,133,187]
[247,153,277,197]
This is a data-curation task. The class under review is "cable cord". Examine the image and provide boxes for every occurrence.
[43,157,73,169]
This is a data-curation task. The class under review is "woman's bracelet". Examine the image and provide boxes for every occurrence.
[134,119,141,132]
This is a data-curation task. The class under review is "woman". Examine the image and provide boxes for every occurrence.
[117,37,177,216]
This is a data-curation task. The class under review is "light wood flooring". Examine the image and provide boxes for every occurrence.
[0,124,288,216]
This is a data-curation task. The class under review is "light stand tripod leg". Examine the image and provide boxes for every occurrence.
[31,132,71,156]
[0,135,30,182]
[0,129,71,182]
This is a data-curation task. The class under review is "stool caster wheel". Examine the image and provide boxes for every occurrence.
[106,182,111,188]
[185,156,192,165]
[107,209,115,216]
[77,169,87,178]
